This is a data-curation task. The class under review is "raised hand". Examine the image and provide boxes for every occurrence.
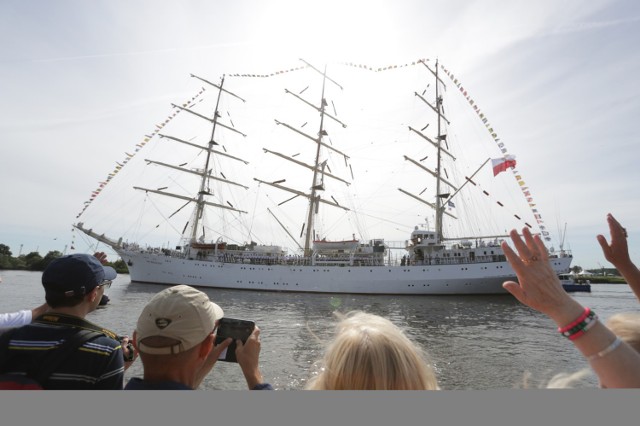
[501,227,582,322]
[193,334,232,389]
[93,251,108,265]
[502,227,640,388]
[597,213,631,267]
[596,213,640,302]
[235,326,265,389]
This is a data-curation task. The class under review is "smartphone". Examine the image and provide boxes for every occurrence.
[214,317,256,362]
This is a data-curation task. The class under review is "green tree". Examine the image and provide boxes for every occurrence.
[10,256,26,269]
[23,251,43,270]
[0,244,12,256]
[0,243,12,269]
[571,265,583,274]
[32,250,64,271]
[112,259,129,274]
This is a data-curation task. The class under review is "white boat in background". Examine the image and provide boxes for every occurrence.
[74,59,572,294]
[559,273,591,293]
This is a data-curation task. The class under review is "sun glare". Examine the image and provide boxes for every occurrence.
[246,0,400,66]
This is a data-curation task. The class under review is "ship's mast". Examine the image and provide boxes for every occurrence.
[191,75,229,242]
[304,67,329,256]
[434,60,444,242]
[255,60,350,257]
[402,61,505,243]
[399,60,459,231]
[191,75,226,242]
[132,74,249,244]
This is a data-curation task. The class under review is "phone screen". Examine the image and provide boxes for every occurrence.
[214,317,255,362]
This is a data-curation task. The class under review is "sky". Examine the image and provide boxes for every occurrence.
[0,0,639,270]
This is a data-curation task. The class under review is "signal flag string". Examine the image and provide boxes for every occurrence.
[441,64,552,242]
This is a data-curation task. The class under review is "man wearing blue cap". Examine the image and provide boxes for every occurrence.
[0,253,130,389]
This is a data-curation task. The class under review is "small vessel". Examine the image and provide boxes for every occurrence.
[559,273,591,293]
[74,59,572,294]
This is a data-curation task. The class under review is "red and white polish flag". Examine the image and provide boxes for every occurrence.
[491,155,517,176]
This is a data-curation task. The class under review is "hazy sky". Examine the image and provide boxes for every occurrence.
[1,0,639,269]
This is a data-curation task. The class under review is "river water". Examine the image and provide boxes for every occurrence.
[1,270,637,390]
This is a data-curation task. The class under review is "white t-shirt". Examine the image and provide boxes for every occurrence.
[0,309,32,327]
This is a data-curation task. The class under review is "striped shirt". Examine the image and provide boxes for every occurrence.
[0,314,124,390]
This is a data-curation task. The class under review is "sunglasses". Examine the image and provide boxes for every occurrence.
[97,280,112,289]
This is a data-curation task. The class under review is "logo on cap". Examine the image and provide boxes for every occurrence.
[155,318,172,329]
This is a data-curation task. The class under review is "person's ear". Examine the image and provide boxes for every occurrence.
[132,331,139,351]
[198,334,214,360]
[88,287,100,303]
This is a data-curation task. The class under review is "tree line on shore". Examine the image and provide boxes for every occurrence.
[570,265,626,283]
[0,243,129,273]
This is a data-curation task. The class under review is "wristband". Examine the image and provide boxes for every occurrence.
[558,307,591,334]
[586,337,622,362]
[558,308,598,340]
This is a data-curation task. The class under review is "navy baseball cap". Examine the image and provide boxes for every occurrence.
[42,254,117,297]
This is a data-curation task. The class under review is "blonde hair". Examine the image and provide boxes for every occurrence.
[606,312,640,353]
[517,369,594,389]
[306,311,439,390]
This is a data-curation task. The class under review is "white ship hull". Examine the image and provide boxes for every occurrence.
[117,248,572,295]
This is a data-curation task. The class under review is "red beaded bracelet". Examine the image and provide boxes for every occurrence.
[558,307,591,334]
[557,307,598,340]
[567,312,598,341]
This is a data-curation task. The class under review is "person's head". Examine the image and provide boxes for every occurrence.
[306,311,439,390]
[133,285,225,375]
[606,312,640,353]
[42,254,117,310]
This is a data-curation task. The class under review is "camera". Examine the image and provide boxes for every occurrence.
[118,336,135,362]
[214,317,255,363]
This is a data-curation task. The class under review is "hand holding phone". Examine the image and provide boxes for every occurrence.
[214,317,255,363]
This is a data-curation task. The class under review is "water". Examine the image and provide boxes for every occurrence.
[1,270,638,390]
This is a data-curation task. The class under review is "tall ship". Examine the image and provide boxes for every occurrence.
[74,59,572,294]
